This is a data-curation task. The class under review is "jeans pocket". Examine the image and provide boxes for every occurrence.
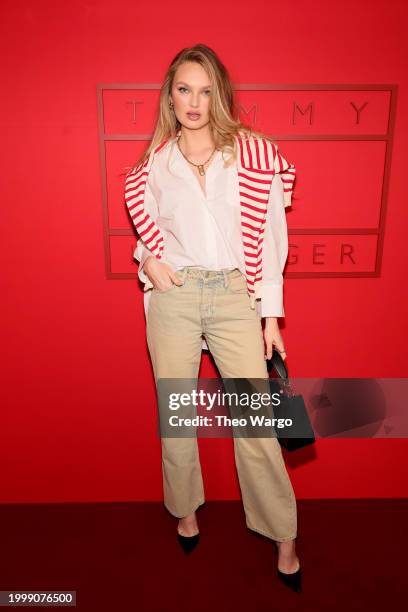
[153,282,179,294]
[152,273,183,294]
[228,274,248,294]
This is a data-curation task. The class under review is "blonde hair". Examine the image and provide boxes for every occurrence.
[122,43,276,176]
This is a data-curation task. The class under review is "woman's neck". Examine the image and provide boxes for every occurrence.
[177,125,215,156]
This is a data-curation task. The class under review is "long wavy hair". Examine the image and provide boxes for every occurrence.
[122,44,276,176]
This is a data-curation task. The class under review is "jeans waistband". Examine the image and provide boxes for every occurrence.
[177,266,243,287]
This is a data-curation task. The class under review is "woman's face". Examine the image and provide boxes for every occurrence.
[170,61,212,130]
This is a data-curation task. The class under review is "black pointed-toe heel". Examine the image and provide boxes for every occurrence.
[277,563,302,593]
[177,530,200,554]
[274,542,302,593]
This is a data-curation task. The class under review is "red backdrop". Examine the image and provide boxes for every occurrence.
[1,0,407,503]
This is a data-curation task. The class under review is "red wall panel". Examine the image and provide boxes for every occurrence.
[0,0,407,503]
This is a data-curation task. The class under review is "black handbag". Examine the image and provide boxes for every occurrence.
[267,350,316,451]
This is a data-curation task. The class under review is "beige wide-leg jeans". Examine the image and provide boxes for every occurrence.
[146,266,297,542]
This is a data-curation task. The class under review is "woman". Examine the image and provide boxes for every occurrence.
[124,44,301,594]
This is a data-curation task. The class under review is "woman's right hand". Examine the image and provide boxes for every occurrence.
[144,256,184,291]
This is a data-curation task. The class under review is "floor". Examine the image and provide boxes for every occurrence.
[0,499,405,610]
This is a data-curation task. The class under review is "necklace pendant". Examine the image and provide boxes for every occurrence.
[198,164,205,176]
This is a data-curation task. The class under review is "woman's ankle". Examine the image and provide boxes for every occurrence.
[179,511,197,523]
[178,512,199,535]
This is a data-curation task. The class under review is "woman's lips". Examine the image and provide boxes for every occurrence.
[187,112,201,120]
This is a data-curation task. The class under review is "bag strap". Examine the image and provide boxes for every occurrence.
[266,349,296,398]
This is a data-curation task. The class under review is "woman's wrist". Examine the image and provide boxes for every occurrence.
[264,316,279,326]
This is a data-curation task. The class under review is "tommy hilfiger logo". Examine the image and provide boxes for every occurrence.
[97,83,396,280]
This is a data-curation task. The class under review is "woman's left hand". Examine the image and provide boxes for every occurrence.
[263,317,287,361]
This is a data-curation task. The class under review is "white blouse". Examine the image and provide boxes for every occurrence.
[134,140,289,324]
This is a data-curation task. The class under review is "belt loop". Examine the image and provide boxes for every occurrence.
[179,267,188,284]
[223,269,228,288]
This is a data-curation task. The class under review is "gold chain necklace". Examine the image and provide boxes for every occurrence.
[176,136,217,176]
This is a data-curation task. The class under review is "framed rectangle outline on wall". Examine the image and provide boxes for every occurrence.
[97,83,397,281]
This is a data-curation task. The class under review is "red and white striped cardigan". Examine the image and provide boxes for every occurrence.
[124,131,296,311]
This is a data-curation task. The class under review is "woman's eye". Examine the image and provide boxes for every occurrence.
[177,87,211,95]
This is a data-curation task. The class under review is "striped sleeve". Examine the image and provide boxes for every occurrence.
[272,144,296,208]
[124,160,164,258]
[124,160,164,292]
[132,177,160,291]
